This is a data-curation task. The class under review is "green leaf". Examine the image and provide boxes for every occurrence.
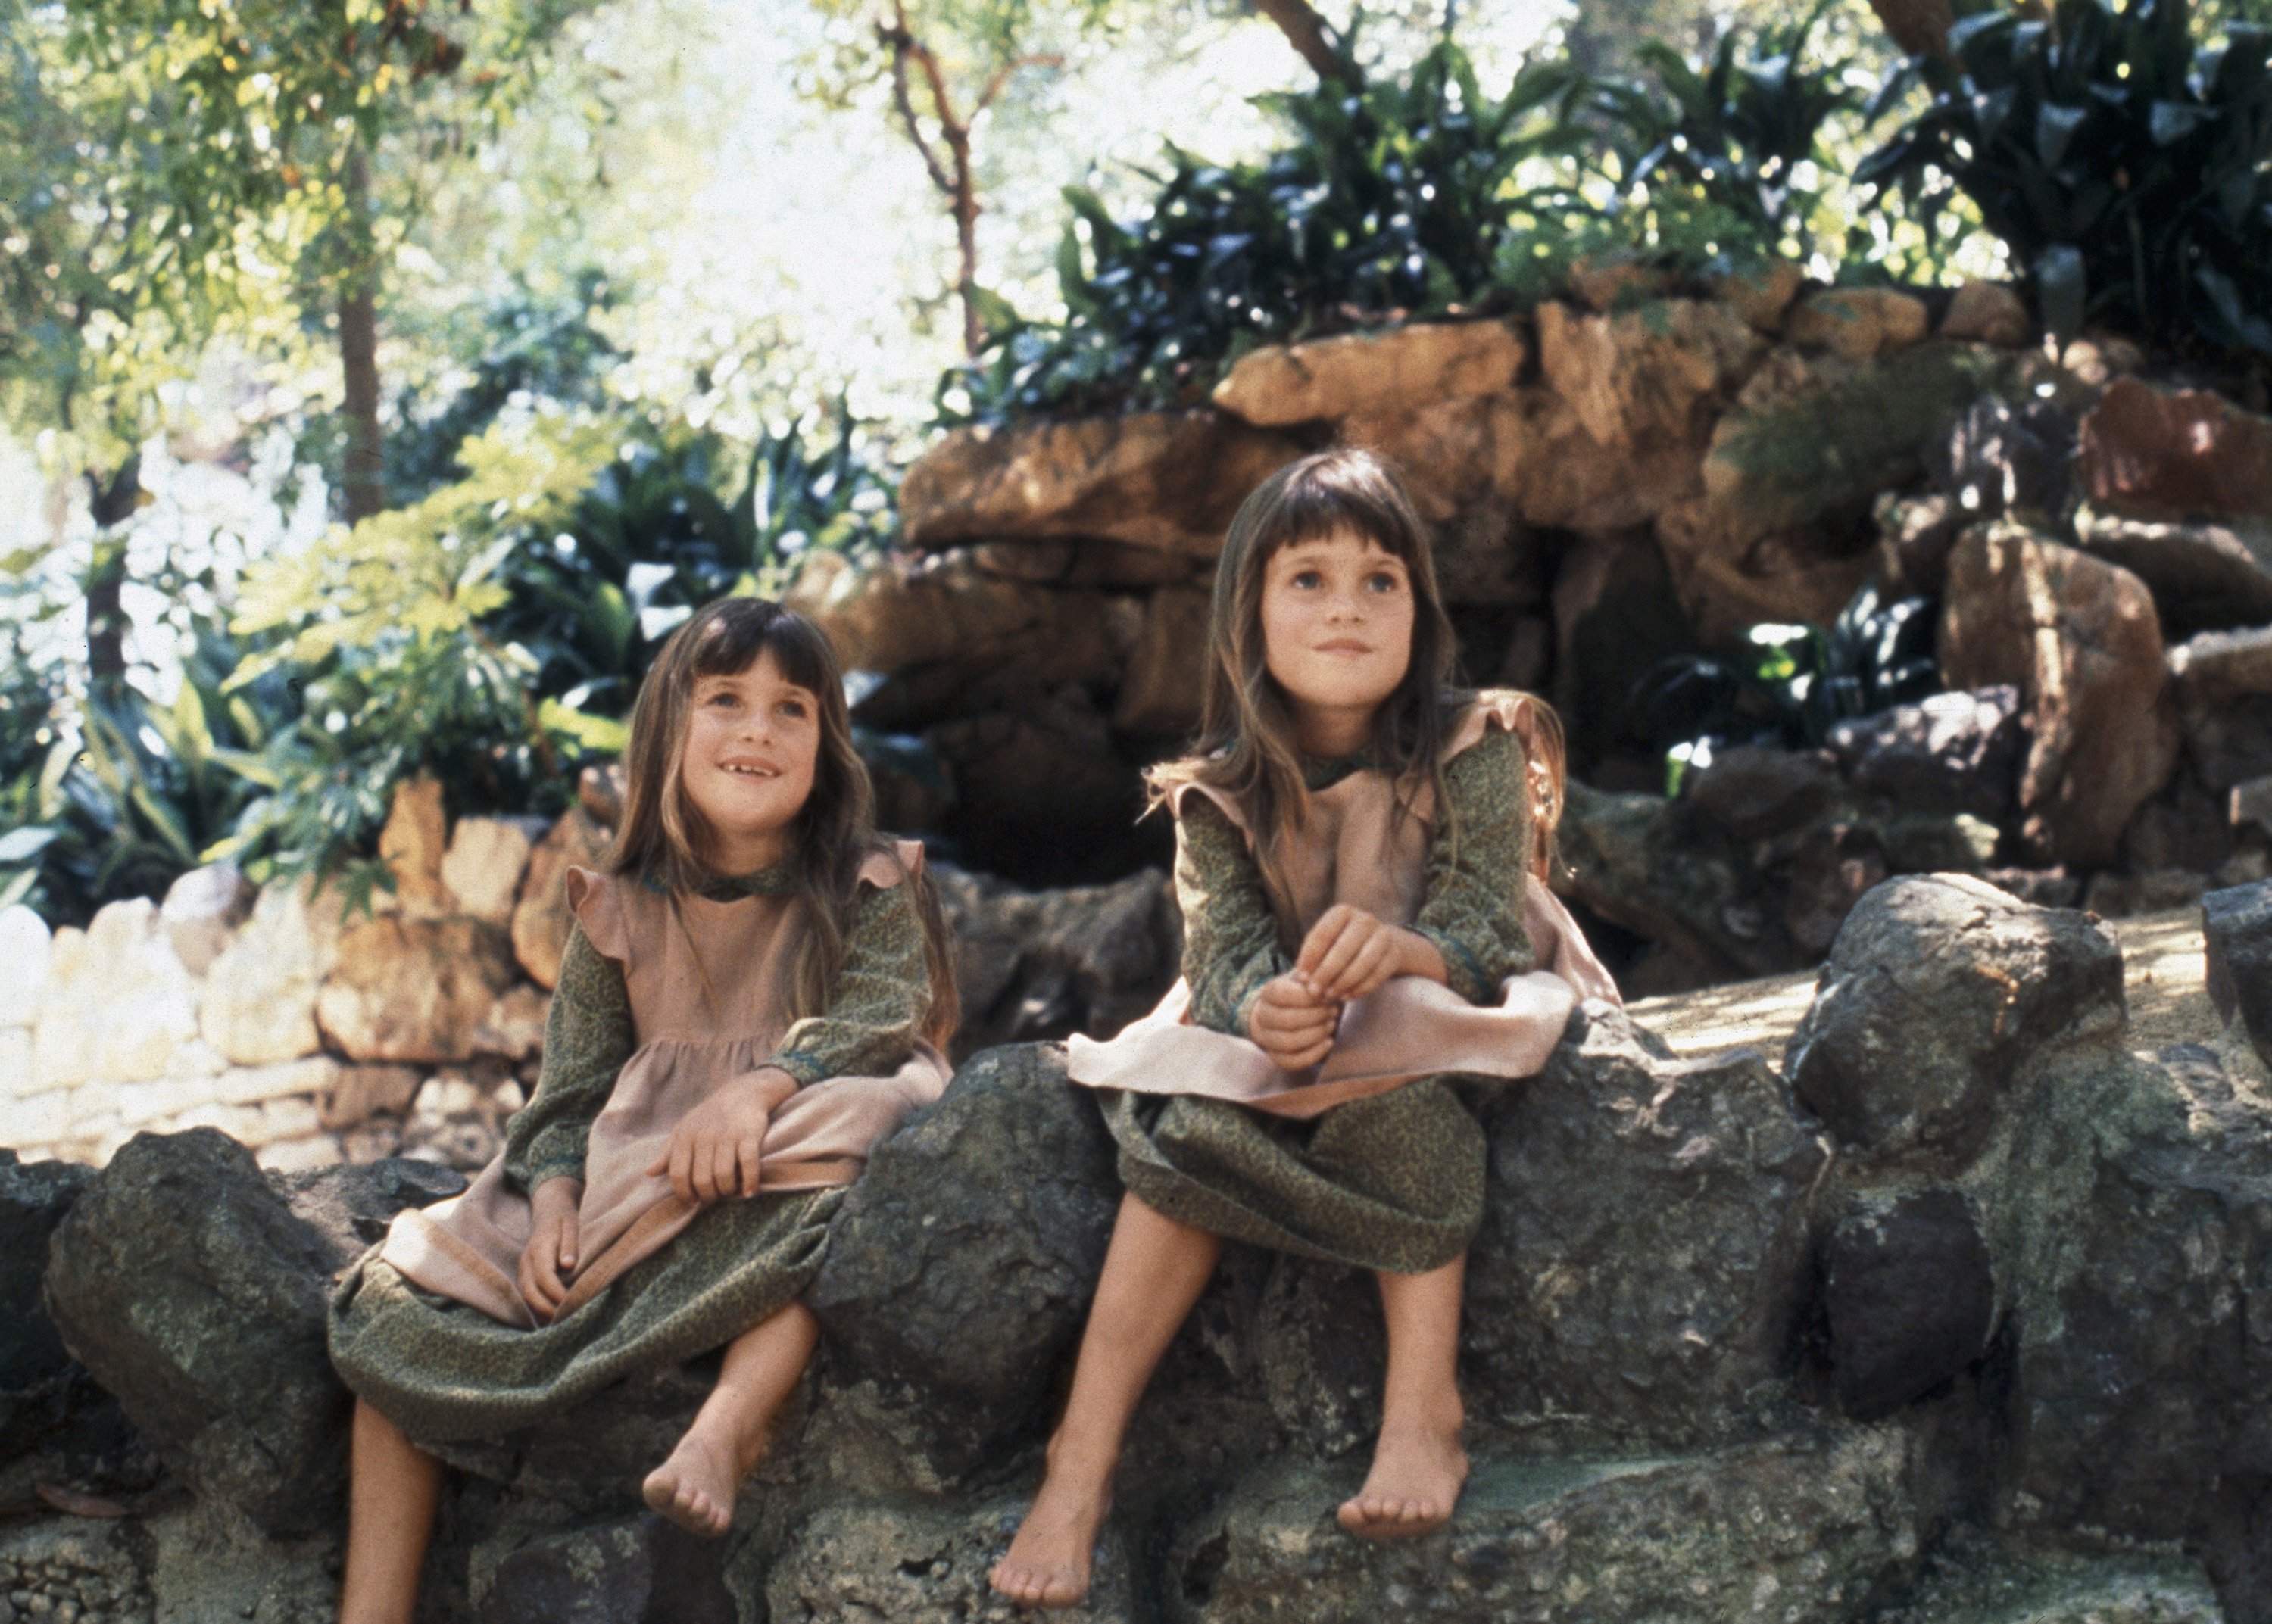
[2036,244,2086,343]
[0,825,61,864]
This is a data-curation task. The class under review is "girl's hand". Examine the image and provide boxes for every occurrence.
[647,1067,800,1205]
[1249,972,1340,1071]
[517,1177,583,1323]
[1295,905,1445,1004]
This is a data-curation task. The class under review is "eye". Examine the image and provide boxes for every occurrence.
[1290,569,1323,590]
[777,697,809,720]
[1366,570,1403,594]
[704,689,738,709]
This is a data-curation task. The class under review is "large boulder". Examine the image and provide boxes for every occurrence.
[1827,687,2026,823]
[1873,1532,2228,1622]
[1937,280,2033,348]
[1820,1186,1996,1422]
[899,412,1304,560]
[199,878,345,1065]
[1533,297,1765,458]
[1211,319,1525,426]
[478,1514,737,1624]
[41,1133,461,1536]
[1655,341,2015,641]
[1787,876,2124,1164]
[33,900,201,1090]
[317,915,521,1064]
[0,1150,92,1454]
[512,808,613,990]
[805,1044,1120,1485]
[441,815,547,928]
[2077,376,2272,521]
[1939,522,2180,868]
[1786,287,1932,362]
[1165,1426,1920,1624]
[1110,584,1210,737]
[934,866,1181,1058]
[159,862,254,977]
[1465,1005,1832,1443]
[2071,505,2272,637]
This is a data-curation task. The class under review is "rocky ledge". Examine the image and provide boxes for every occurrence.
[3,872,2269,1622]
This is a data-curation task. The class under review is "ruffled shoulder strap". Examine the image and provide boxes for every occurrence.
[563,865,635,965]
[854,837,925,890]
[1443,689,1549,764]
[1163,779,1254,838]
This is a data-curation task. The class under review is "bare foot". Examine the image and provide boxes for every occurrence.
[642,1428,741,1539]
[1336,1421,1468,1540]
[990,1457,1113,1610]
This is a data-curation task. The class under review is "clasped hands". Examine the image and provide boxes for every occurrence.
[517,1065,799,1323]
[1247,905,1446,1071]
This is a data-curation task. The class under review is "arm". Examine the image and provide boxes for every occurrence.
[502,924,635,1195]
[1176,796,1292,1037]
[762,878,933,1086]
[1409,726,1537,1002]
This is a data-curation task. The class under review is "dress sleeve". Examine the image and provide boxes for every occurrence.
[502,924,635,1194]
[1411,726,1537,1004]
[1177,796,1291,1038]
[762,878,933,1085]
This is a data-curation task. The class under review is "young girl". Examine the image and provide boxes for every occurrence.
[328,597,957,1624]
[992,447,1620,1608]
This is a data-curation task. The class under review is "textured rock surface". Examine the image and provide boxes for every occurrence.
[1871,1532,2228,1622]
[317,916,520,1064]
[1937,281,2033,348]
[1940,522,2180,867]
[1787,876,2124,1161]
[1827,687,2026,823]
[1466,1005,1829,1442]
[1788,286,1932,361]
[934,866,1180,1058]
[158,862,253,977]
[1167,1427,1919,1624]
[1822,1187,1995,1421]
[2077,376,2272,521]
[511,808,613,990]
[2204,880,2272,1057]
[198,879,342,1066]
[0,1152,90,1401]
[899,412,1303,560]
[806,1044,1120,1483]
[1211,319,1525,426]
[2071,505,2272,637]
[764,1496,1138,1624]
[479,1514,736,1624]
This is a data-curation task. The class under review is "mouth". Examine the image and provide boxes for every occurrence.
[1314,641,1373,655]
[719,762,782,779]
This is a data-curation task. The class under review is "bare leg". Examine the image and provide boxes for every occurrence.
[644,1300,819,1538]
[340,1399,446,1624]
[1338,1252,1470,1539]
[991,1194,1222,1609]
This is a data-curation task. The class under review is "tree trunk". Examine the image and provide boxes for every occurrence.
[83,457,141,695]
[1253,0,1357,87]
[339,151,385,524]
[1868,0,1958,60]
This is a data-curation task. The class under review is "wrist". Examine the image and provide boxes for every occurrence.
[738,1067,799,1112]
[1396,927,1449,985]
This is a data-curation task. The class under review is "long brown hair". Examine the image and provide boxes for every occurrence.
[1149,446,1567,908]
[610,597,957,1048]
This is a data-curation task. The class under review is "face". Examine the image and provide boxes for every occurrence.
[1258,526,1416,725]
[678,648,822,871]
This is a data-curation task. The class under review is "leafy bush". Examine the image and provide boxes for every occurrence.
[1860,0,2272,354]
[945,16,1868,422]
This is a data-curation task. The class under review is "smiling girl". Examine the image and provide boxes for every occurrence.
[992,448,1619,1608]
[328,598,957,1623]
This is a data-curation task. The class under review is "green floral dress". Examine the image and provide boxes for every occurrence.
[327,862,934,1443]
[1103,728,1537,1274]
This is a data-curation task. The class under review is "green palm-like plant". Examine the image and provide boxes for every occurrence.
[1860,0,2272,352]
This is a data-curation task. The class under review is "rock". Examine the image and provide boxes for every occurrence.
[926,700,1149,885]
[1928,391,2080,528]
[317,915,520,1064]
[199,878,345,1065]
[1656,341,2015,641]
[1786,875,2124,1162]
[33,899,201,1089]
[139,1495,342,1624]
[1785,823,1893,958]
[1547,528,1699,772]
[933,867,1181,1058]
[377,775,451,916]
[314,1064,423,1132]
[2170,624,2272,711]
[1940,522,2180,868]
[800,550,1134,728]
[512,809,613,990]
[1682,746,1841,843]
[0,906,48,1030]
[41,1129,347,1535]
[2078,376,2272,521]
[2008,1040,2272,1561]
[1983,867,2084,909]
[1111,584,1210,737]
[807,1045,1120,1485]
[1556,781,1802,980]
[1787,286,1933,361]
[899,412,1304,560]
[1466,1005,1831,1442]
[1875,1534,2229,1622]
[1874,489,1967,597]
[159,862,253,976]
[2203,880,2272,1055]
[2082,869,2207,920]
[479,1513,735,1624]
[1534,297,1765,455]
[971,537,1204,589]
[1703,257,1807,333]
[2071,505,2272,637]
[764,1496,1138,1624]
[0,1519,149,1623]
[1568,249,1672,311]
[1937,280,2034,347]
[0,1151,91,1401]
[1209,320,1525,426]
[1828,687,2027,824]
[1821,1187,1995,1421]
[442,816,547,927]
[579,761,627,828]
[1167,1426,1919,1624]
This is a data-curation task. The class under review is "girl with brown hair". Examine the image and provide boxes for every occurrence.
[328,597,958,1622]
[992,447,1620,1608]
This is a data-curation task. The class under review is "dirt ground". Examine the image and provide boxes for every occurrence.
[1628,907,2220,1069]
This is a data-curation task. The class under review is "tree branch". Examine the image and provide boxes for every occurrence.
[1250,0,1358,89]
